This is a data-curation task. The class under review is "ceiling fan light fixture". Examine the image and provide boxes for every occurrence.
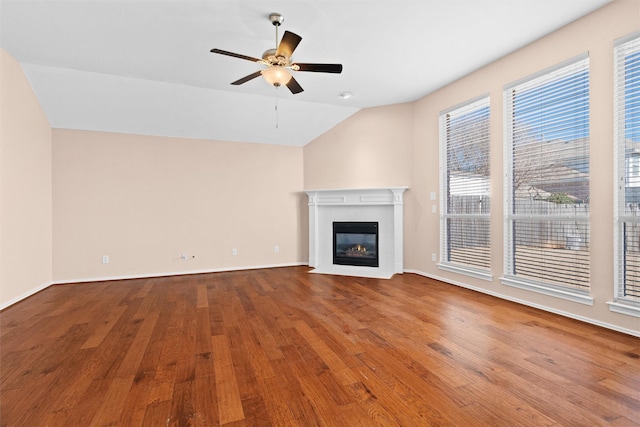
[261,67,292,87]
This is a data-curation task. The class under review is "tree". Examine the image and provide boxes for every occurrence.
[547,192,575,204]
[446,108,490,177]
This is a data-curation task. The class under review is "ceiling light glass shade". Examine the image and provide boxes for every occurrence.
[261,67,292,87]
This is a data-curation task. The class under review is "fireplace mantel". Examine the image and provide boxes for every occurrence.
[305,187,408,279]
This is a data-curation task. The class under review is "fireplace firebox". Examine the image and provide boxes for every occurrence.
[333,222,379,267]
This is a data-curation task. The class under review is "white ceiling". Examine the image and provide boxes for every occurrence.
[0,0,611,146]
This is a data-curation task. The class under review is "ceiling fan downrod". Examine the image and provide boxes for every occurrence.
[269,13,284,50]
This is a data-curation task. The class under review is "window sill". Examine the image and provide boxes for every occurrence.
[438,262,493,281]
[608,301,640,318]
[501,275,593,305]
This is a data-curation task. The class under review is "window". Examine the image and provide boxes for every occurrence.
[613,34,640,317]
[439,96,491,280]
[503,56,592,304]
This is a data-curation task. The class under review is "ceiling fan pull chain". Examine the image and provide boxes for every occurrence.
[275,86,279,129]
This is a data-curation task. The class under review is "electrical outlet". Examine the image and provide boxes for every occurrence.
[432,253,437,262]
[181,253,188,261]
[274,246,279,253]
[102,255,109,264]
[432,205,437,213]
[232,248,238,256]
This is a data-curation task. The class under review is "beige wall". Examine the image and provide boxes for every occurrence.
[52,130,305,281]
[304,0,640,334]
[0,48,53,308]
[304,103,414,190]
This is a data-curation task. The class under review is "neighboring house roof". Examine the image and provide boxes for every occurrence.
[448,172,490,196]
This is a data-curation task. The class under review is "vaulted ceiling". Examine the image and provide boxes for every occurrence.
[0,0,611,146]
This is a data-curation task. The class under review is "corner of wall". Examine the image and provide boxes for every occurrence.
[0,48,53,309]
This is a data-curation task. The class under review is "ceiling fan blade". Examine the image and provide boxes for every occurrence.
[294,63,343,73]
[286,76,304,94]
[276,31,302,58]
[231,71,263,85]
[210,48,261,63]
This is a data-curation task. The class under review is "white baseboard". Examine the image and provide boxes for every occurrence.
[52,262,308,285]
[404,269,640,338]
[0,281,53,311]
[2,263,308,309]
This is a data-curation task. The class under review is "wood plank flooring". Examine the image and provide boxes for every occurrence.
[1,266,639,426]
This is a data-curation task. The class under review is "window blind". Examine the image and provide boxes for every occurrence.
[615,35,640,304]
[504,56,590,295]
[439,97,491,275]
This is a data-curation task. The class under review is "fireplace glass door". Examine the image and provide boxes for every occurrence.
[333,222,379,267]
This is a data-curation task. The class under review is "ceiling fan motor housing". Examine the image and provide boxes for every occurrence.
[262,49,288,66]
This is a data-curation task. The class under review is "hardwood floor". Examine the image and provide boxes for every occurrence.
[1,266,639,426]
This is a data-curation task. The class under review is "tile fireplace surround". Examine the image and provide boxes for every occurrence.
[305,187,408,279]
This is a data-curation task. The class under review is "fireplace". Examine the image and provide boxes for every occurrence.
[305,187,407,279]
[333,222,379,267]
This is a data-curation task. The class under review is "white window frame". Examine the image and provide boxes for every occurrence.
[502,55,593,305]
[611,33,640,318]
[438,95,492,281]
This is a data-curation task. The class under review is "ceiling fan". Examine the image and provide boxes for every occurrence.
[210,13,343,94]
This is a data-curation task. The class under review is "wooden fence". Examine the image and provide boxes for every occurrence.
[448,196,589,250]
